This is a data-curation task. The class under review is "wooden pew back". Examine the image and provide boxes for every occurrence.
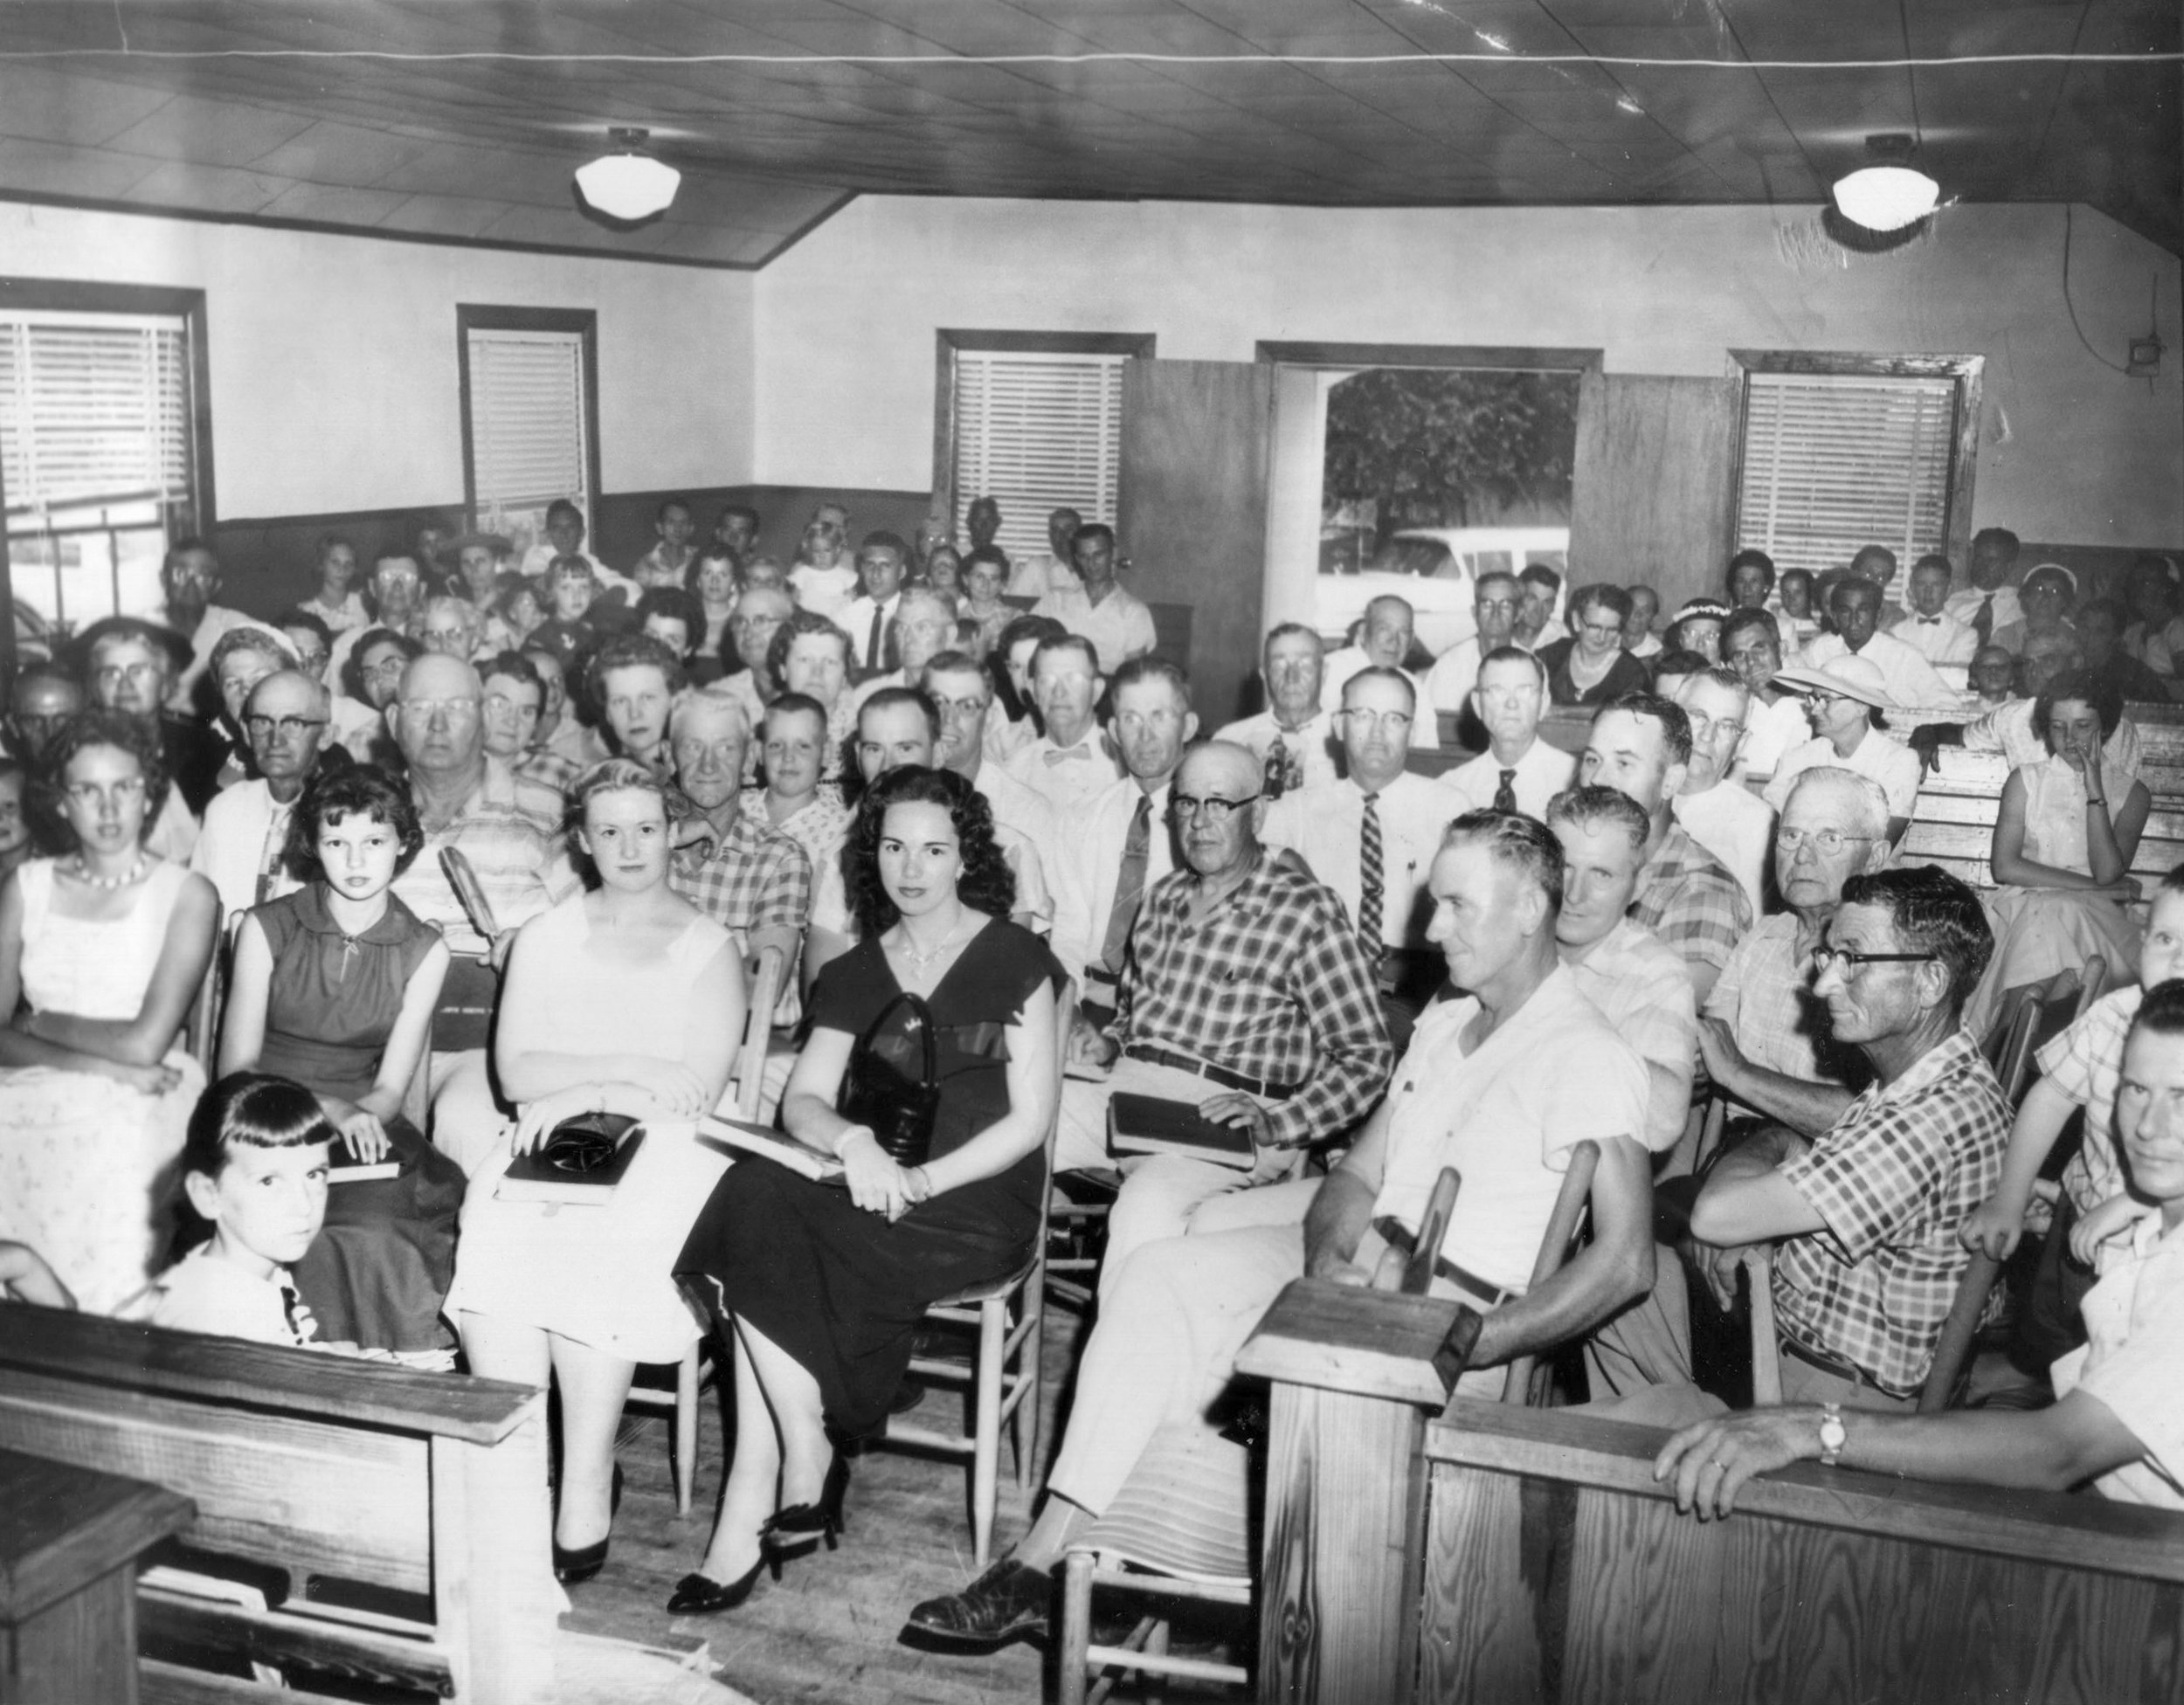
[1417,1398,2184,1705]
[0,1308,554,1703]
[1899,747,2184,894]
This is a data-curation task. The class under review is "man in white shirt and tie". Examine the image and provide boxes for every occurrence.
[1896,554,1977,672]
[1437,647,1578,817]
[1046,657,1196,1019]
[838,531,911,680]
[1215,624,1340,799]
[1003,635,1123,811]
[190,670,333,921]
[1264,667,1457,1037]
[1799,576,1952,710]
[1942,527,2024,646]
[1320,595,1435,751]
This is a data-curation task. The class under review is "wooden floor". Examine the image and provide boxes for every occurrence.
[565,1301,1116,1705]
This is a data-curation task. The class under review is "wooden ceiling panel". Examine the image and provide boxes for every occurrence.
[0,0,2167,263]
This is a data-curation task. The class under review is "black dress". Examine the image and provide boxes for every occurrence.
[676,918,1064,1438]
[1535,637,1654,707]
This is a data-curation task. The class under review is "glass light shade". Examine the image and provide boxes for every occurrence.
[574,150,681,220]
[1831,165,1939,232]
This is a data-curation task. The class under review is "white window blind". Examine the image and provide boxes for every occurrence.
[1736,371,1959,578]
[953,350,1126,564]
[466,327,590,534]
[0,311,193,517]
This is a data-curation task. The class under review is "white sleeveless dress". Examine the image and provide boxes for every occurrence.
[0,858,206,1313]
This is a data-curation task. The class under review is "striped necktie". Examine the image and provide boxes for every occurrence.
[1358,791,1384,953]
[1098,793,1153,975]
[1493,769,1518,813]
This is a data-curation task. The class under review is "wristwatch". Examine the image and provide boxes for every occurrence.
[1817,1402,1848,1467]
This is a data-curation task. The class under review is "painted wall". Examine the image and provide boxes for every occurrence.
[751,197,2183,551]
[0,199,754,521]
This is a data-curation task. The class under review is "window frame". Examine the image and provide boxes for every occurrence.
[0,280,213,671]
[455,304,601,539]
[930,328,1157,551]
[1727,349,1984,576]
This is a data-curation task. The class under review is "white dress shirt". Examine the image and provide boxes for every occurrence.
[971,760,1060,901]
[1734,694,1813,780]
[1029,582,1157,673]
[1894,609,1977,667]
[1798,630,1953,711]
[1764,728,1925,819]
[1424,638,1485,715]
[839,593,903,674]
[190,778,302,922]
[1672,782,1774,921]
[1436,738,1577,818]
[1261,771,1455,952]
[1046,775,1178,987]
[1944,583,2022,636]
[1003,728,1123,812]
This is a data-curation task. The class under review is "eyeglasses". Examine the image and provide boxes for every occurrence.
[1168,792,1260,824]
[1774,826,1877,858]
[929,694,989,719]
[404,698,480,723]
[92,662,162,687]
[244,714,329,740]
[1811,944,1939,976]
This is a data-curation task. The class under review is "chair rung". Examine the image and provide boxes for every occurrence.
[882,1420,973,1456]
[1084,1642,1249,1688]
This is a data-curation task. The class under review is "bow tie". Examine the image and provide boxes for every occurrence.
[1917,616,1942,624]
[1045,745,1095,765]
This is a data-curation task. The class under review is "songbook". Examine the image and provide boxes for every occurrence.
[1108,1093,1257,1170]
[699,1116,847,1184]
[496,1115,646,1205]
[439,846,501,946]
[327,1135,400,1185]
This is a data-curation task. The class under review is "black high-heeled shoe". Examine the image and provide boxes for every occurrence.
[759,1453,850,1577]
[551,1465,624,1584]
[667,1555,765,1616]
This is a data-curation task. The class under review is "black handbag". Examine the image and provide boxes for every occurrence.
[541,1111,642,1173]
[838,992,941,1168]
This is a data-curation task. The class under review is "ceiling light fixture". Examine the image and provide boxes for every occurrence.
[1831,133,1938,233]
[574,128,680,222]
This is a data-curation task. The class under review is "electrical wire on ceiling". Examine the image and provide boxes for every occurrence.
[0,48,2174,70]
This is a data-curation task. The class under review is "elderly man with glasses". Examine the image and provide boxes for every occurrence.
[1687,865,2009,1412]
[189,669,344,921]
[1054,739,1393,1287]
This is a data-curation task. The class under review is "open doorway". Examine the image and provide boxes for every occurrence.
[1257,345,1600,666]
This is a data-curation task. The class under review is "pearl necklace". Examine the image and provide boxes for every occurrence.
[890,917,970,975]
[71,852,149,891]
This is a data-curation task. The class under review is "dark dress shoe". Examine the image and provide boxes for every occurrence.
[904,1558,1053,1647]
[667,1557,764,1616]
[552,1536,609,1584]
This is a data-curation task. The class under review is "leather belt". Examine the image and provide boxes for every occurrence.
[1370,1218,1517,1308]
[1122,1045,1299,1101]
[1780,1333,1900,1398]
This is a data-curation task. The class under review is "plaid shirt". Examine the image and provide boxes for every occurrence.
[668,809,812,942]
[2035,985,2139,1214]
[1773,1027,2010,1398]
[1704,913,1867,1088]
[514,745,584,796]
[1113,847,1393,1149]
[392,754,580,957]
[1628,821,1752,991]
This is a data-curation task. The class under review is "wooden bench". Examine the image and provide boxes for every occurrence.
[1413,1399,2184,1704]
[1900,747,2184,894]
[0,1446,194,1705]
[0,1307,555,1704]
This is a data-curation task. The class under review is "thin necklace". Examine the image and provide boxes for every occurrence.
[892,915,970,975]
[72,852,149,891]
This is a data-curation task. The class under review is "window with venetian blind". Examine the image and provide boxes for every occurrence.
[1732,358,1980,579]
[0,301,203,630]
[459,307,598,549]
[939,332,1152,566]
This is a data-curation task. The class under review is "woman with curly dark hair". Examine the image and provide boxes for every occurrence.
[0,708,219,1312]
[218,764,463,1363]
[668,764,1065,1616]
